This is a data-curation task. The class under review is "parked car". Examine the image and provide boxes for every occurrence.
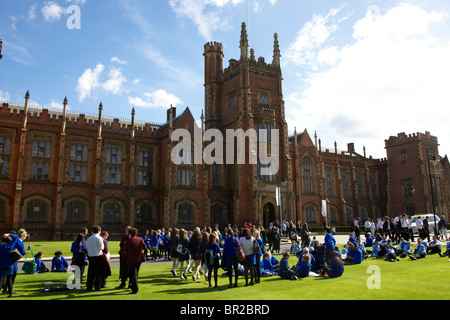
[410,214,440,234]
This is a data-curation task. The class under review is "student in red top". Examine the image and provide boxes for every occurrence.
[124,228,146,294]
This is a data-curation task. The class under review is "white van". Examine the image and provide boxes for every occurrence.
[410,214,440,234]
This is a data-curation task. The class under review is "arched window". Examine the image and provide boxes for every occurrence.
[304,205,315,223]
[177,201,194,224]
[65,198,87,223]
[26,198,47,222]
[210,202,228,226]
[302,156,314,193]
[135,200,156,223]
[102,199,122,224]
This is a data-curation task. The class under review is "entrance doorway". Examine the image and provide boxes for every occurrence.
[263,202,276,228]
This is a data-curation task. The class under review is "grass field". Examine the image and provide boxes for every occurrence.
[3,243,450,301]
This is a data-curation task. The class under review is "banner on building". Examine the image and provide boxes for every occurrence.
[321,200,327,218]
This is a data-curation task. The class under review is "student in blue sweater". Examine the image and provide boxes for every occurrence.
[262,252,279,273]
[438,241,450,257]
[364,233,374,247]
[295,254,311,278]
[51,251,69,272]
[34,252,49,273]
[0,233,20,297]
[320,251,344,278]
[343,243,363,265]
[409,238,427,260]
[278,252,298,280]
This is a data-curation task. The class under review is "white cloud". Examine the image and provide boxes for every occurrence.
[102,67,127,95]
[76,63,105,102]
[76,63,129,101]
[28,4,38,22]
[128,90,183,109]
[110,57,128,65]
[285,3,450,158]
[284,6,344,68]
[41,2,65,22]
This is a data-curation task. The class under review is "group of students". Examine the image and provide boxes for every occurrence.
[340,228,450,263]
[165,224,345,289]
[0,229,29,297]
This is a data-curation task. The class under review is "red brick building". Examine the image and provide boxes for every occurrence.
[0,24,448,239]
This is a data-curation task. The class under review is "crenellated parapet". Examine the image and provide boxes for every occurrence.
[385,131,438,148]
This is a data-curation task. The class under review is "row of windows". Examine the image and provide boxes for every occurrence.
[301,156,379,198]
[0,198,229,225]
[0,133,157,186]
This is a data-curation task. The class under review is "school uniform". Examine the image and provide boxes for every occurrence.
[262,257,278,272]
[35,258,48,273]
[222,236,239,267]
[278,257,293,280]
[328,258,344,278]
[124,235,146,294]
[0,234,19,276]
[295,261,311,278]
[51,256,69,272]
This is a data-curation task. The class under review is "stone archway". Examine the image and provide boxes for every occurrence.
[263,202,276,228]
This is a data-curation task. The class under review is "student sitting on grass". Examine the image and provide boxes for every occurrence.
[370,241,381,258]
[320,251,344,279]
[409,238,427,260]
[438,240,450,257]
[34,252,49,273]
[295,254,311,278]
[427,236,442,255]
[384,247,399,262]
[51,251,69,272]
[262,252,279,273]
[297,248,315,268]
[364,233,374,247]
[398,240,413,258]
[343,243,363,265]
[278,252,298,280]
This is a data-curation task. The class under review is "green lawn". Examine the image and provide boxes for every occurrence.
[27,241,121,259]
[3,247,450,301]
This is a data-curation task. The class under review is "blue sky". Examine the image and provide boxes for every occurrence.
[1,0,450,158]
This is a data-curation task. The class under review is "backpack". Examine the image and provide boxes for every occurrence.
[205,246,215,265]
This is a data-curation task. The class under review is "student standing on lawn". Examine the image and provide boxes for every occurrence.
[205,232,221,288]
[0,233,20,297]
[222,228,240,287]
[324,227,336,265]
[124,227,146,294]
[71,233,87,283]
[85,225,104,292]
[239,228,256,286]
[116,226,131,289]
[189,228,203,282]
[177,229,190,280]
